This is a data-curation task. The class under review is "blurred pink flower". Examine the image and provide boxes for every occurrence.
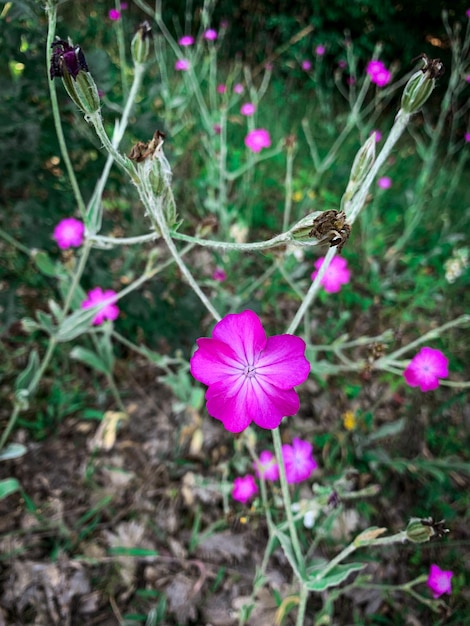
[233,83,244,94]
[120,2,128,8]
[465,132,470,142]
[403,347,449,392]
[240,102,256,116]
[108,8,121,20]
[213,123,222,134]
[315,45,326,56]
[212,267,226,281]
[311,256,351,294]
[377,176,392,189]
[82,287,119,326]
[253,450,279,481]
[301,59,312,71]
[216,84,226,94]
[244,128,271,153]
[204,28,218,41]
[175,58,190,71]
[178,35,194,46]
[232,475,258,503]
[53,217,85,249]
[282,438,318,484]
[467,9,470,17]
[338,59,347,69]
[466,74,470,83]
[427,564,453,598]
[370,129,382,142]
[189,310,310,433]
[367,59,391,87]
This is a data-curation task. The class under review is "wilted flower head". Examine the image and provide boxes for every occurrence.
[253,450,279,481]
[403,347,449,392]
[377,176,392,189]
[204,28,218,41]
[82,287,119,325]
[50,39,89,80]
[240,102,256,116]
[301,59,312,71]
[232,475,258,503]
[53,217,85,249]
[367,59,391,87]
[244,128,271,153]
[427,564,453,598]
[190,310,310,433]
[175,58,190,71]
[178,35,194,46]
[108,8,121,20]
[311,256,351,293]
[282,438,318,484]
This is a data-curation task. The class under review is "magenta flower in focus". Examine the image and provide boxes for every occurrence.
[190,310,310,433]
[301,59,312,71]
[175,58,190,71]
[315,45,326,56]
[212,267,227,282]
[403,347,449,392]
[427,564,453,599]
[282,438,318,484]
[204,28,218,41]
[253,450,279,481]
[377,176,392,189]
[367,60,391,87]
[53,217,85,249]
[108,8,121,20]
[233,83,244,94]
[311,256,351,294]
[240,102,256,116]
[82,287,119,326]
[232,475,258,503]
[244,128,271,153]
[178,35,194,46]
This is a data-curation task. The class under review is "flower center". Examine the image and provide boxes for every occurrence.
[243,364,257,378]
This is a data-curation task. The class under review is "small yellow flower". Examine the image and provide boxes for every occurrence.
[292,190,303,202]
[342,410,356,431]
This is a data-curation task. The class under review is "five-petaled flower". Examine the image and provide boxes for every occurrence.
[282,438,318,484]
[367,60,391,87]
[190,310,310,433]
[244,128,271,153]
[82,287,120,326]
[403,347,449,392]
[427,564,453,599]
[311,256,351,294]
[253,450,279,481]
[53,217,84,249]
[232,475,258,503]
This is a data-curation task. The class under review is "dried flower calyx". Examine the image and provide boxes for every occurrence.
[308,209,351,253]
[413,53,445,79]
[129,130,166,162]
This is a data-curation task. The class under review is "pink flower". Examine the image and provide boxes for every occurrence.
[282,438,318,484]
[108,8,121,20]
[81,287,119,325]
[175,58,190,71]
[467,9,470,17]
[213,123,222,135]
[465,132,470,143]
[427,564,453,599]
[244,128,271,153]
[403,347,449,392]
[53,217,85,249]
[178,35,194,46]
[120,2,128,8]
[377,176,392,189]
[466,75,470,83]
[311,256,351,294]
[232,475,258,503]
[367,59,391,87]
[240,102,256,116]
[253,450,279,481]
[338,60,347,69]
[301,59,312,71]
[190,310,310,433]
[233,83,244,94]
[370,129,382,142]
[217,84,226,94]
[212,267,226,282]
[315,45,326,56]
[204,29,218,41]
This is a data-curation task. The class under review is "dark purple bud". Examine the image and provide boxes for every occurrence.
[50,39,89,80]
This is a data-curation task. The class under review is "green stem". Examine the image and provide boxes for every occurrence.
[295,584,309,626]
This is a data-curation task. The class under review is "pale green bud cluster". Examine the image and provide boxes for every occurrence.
[131,21,152,66]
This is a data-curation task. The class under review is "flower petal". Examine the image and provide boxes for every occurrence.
[190,338,243,385]
[257,335,310,389]
[212,310,267,364]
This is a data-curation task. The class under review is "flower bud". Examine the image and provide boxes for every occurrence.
[131,21,152,65]
[405,517,443,543]
[289,211,323,242]
[50,38,100,115]
[349,134,376,186]
[401,70,435,114]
